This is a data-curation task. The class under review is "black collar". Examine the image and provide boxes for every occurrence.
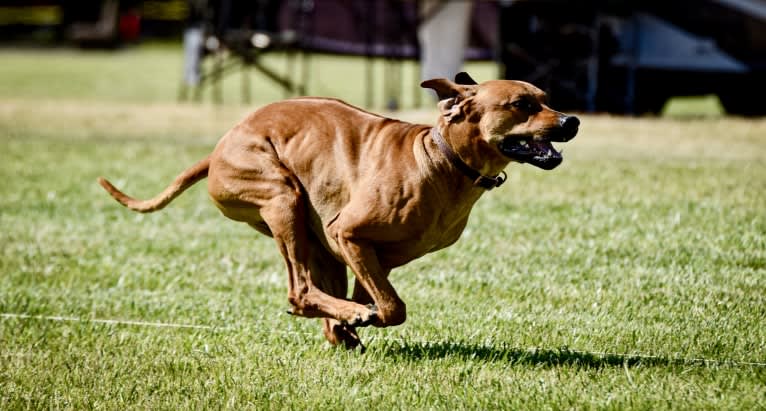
[431,128,506,190]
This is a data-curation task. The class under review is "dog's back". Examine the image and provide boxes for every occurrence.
[207,98,430,232]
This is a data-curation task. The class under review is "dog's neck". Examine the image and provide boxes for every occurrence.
[449,122,509,174]
[430,128,506,190]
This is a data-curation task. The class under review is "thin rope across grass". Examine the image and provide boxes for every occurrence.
[3,312,764,368]
[0,312,232,331]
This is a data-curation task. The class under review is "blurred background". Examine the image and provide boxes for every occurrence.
[1,0,765,115]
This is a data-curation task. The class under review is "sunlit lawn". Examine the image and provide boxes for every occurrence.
[0,45,763,409]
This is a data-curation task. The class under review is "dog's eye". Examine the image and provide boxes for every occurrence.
[510,100,532,111]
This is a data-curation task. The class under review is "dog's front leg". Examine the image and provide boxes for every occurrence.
[351,276,375,306]
[252,170,377,328]
[335,234,406,327]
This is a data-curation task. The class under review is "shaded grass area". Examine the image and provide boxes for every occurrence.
[0,43,721,115]
[0,44,497,110]
[1,46,765,408]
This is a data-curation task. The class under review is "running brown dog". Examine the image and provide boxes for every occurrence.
[99,72,579,350]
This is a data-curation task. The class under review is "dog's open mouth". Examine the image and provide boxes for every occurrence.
[498,138,563,170]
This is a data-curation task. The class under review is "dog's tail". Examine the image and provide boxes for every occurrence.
[98,155,210,213]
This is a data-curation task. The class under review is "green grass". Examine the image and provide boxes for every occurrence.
[1,45,765,409]
[663,95,724,117]
[0,44,718,115]
[0,43,498,110]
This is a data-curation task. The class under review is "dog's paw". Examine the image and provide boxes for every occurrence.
[343,304,378,328]
[333,324,367,353]
[324,318,368,353]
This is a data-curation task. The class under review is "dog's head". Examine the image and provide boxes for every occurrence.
[421,72,578,171]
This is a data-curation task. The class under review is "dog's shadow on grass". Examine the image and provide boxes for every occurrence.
[377,340,709,368]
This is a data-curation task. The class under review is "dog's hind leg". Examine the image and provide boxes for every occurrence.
[306,242,365,350]
[248,169,376,328]
[208,137,376,328]
[309,248,364,351]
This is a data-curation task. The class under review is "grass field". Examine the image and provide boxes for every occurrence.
[1,46,765,409]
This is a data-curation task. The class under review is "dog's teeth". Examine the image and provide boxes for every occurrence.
[519,140,526,146]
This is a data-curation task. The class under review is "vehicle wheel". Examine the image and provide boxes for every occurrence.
[718,74,766,116]
[633,92,668,115]
[719,92,765,116]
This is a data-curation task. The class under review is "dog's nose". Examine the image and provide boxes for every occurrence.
[555,115,579,142]
[560,115,579,130]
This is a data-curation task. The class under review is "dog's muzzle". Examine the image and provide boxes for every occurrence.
[549,115,580,143]
[498,116,579,170]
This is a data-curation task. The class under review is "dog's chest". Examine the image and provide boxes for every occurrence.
[429,208,472,247]
[375,211,471,269]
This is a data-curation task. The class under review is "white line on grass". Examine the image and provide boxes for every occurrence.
[2,312,765,368]
[0,313,233,331]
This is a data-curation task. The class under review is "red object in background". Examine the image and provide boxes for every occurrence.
[119,11,140,42]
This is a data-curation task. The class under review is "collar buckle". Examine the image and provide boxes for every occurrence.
[474,171,506,189]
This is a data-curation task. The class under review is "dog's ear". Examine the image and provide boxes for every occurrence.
[421,78,476,122]
[454,72,478,85]
[420,78,465,100]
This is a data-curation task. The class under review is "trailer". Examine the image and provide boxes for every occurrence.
[498,0,766,115]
